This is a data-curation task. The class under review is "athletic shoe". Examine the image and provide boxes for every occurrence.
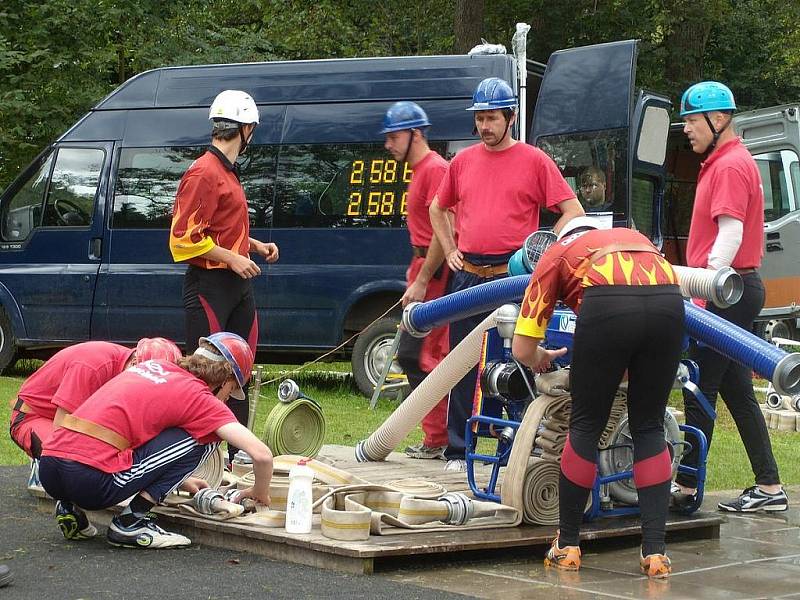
[55,500,98,540]
[405,444,446,460]
[717,486,788,513]
[640,551,671,578]
[0,564,11,588]
[444,459,467,472]
[543,536,581,571]
[669,481,698,511]
[107,514,191,549]
[27,459,43,490]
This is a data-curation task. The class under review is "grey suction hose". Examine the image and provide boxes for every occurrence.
[355,311,499,462]
[672,265,743,308]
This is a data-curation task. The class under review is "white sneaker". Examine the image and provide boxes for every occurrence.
[444,459,467,472]
[107,514,191,549]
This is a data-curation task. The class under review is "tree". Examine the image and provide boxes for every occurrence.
[453,0,484,53]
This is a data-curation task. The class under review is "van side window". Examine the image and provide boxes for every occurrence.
[754,149,799,222]
[41,148,104,228]
[113,146,277,229]
[1,152,54,241]
[536,129,628,229]
[273,143,444,228]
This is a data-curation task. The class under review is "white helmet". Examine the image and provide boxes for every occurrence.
[557,215,611,241]
[209,90,259,125]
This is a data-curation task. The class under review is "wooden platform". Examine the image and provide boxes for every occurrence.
[35,445,723,574]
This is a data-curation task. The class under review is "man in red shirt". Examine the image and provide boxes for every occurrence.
[10,338,181,461]
[672,81,786,512]
[170,90,279,463]
[39,332,273,549]
[381,101,450,460]
[429,77,585,471]
[513,218,683,578]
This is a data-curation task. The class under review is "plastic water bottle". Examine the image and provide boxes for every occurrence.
[285,459,314,534]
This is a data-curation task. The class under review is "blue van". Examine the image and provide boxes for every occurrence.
[0,40,672,393]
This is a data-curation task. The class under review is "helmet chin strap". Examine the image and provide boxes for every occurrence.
[702,112,732,152]
[486,112,513,147]
[401,129,415,165]
[237,125,251,156]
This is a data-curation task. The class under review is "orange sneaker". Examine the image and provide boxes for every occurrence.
[544,536,581,571]
[640,552,671,578]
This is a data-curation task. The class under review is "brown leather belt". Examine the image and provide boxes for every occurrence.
[411,245,428,258]
[10,398,32,414]
[59,414,131,451]
[462,259,508,278]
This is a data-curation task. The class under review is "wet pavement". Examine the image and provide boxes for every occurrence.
[384,486,800,599]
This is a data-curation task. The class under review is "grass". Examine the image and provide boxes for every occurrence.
[2,359,798,492]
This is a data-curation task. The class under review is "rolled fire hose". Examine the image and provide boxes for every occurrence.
[263,398,326,458]
[188,444,225,489]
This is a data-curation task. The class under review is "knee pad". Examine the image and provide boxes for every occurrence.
[561,436,597,489]
[633,447,672,489]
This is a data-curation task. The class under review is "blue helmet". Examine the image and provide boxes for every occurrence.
[466,77,516,111]
[380,101,431,134]
[680,81,736,116]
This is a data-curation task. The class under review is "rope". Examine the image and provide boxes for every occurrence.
[260,299,402,386]
[262,399,326,458]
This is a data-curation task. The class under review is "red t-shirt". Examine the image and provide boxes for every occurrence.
[169,148,251,269]
[42,360,237,473]
[436,142,575,254]
[406,151,449,247]
[18,342,134,420]
[515,228,677,339]
[686,138,764,269]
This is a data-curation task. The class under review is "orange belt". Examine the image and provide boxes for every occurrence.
[461,259,508,279]
[10,398,32,414]
[58,414,131,451]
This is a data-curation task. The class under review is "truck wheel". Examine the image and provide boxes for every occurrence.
[764,319,796,342]
[0,308,18,374]
[351,317,402,397]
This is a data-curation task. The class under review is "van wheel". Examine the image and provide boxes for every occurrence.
[0,308,18,374]
[351,317,403,397]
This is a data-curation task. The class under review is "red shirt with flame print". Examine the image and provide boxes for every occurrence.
[514,228,677,339]
[169,148,250,269]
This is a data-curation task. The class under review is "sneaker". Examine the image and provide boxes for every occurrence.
[405,444,446,460]
[669,481,698,511]
[55,500,98,540]
[640,552,671,578]
[444,459,467,472]
[27,459,43,490]
[543,536,581,571]
[0,564,11,588]
[717,486,788,513]
[107,514,191,549]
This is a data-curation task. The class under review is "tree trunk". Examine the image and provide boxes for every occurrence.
[663,6,715,94]
[453,0,484,54]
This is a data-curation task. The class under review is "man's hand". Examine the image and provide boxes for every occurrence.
[237,485,271,507]
[529,346,568,373]
[179,477,210,494]
[252,240,279,263]
[401,279,428,306]
[228,254,262,279]
[446,248,464,271]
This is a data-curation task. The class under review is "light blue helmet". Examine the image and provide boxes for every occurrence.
[466,77,517,111]
[380,101,431,134]
[680,81,736,116]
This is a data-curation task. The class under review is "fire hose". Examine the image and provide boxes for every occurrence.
[262,380,326,457]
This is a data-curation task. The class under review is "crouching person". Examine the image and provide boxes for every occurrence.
[39,332,273,549]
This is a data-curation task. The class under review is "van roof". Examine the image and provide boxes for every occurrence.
[96,54,516,110]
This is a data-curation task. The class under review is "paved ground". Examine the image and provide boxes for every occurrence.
[2,464,799,599]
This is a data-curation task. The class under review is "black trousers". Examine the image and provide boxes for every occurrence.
[558,285,684,553]
[676,272,780,488]
[184,266,256,461]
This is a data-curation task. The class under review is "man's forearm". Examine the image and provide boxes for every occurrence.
[429,199,457,255]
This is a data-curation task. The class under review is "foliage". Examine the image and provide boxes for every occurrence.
[1,1,799,188]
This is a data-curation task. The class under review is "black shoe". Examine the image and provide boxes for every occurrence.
[718,486,788,513]
[0,564,11,588]
[55,500,97,540]
[107,514,191,549]
[669,482,697,511]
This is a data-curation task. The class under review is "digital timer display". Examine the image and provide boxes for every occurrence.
[344,158,413,217]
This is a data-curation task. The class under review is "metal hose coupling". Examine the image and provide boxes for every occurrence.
[775,353,800,397]
[439,492,474,526]
[192,488,226,515]
[672,265,743,308]
[402,301,430,338]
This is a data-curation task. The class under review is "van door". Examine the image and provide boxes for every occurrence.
[735,105,800,331]
[0,142,111,347]
[530,40,671,244]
